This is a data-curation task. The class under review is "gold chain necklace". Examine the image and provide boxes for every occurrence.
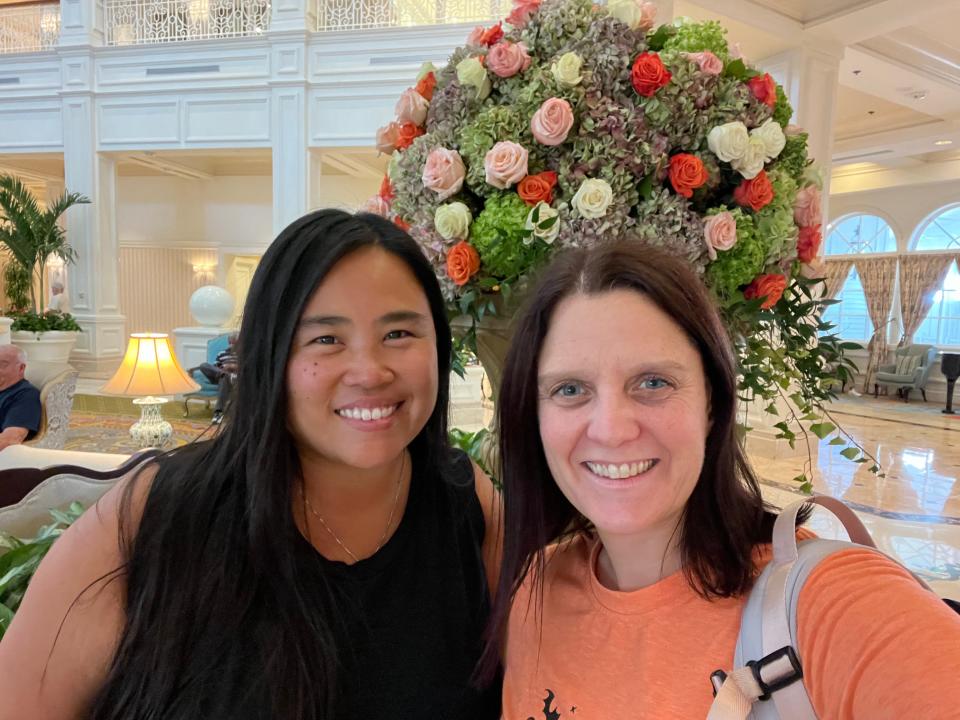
[302,452,405,563]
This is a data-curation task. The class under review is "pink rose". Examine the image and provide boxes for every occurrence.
[703,212,738,260]
[466,26,485,45]
[637,1,657,32]
[486,41,531,78]
[422,148,466,201]
[530,98,574,146]
[376,122,400,154]
[506,0,541,27]
[684,50,723,76]
[484,141,529,189]
[793,185,822,227]
[361,195,390,217]
[395,88,429,126]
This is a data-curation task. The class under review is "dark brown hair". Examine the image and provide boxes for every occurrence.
[480,240,802,677]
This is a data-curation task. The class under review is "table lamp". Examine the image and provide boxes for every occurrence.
[102,333,200,448]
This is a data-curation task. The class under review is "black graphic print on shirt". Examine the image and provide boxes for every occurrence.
[526,688,577,719]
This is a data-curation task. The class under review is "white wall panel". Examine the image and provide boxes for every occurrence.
[0,102,62,150]
[184,96,270,143]
[0,57,61,96]
[98,99,180,145]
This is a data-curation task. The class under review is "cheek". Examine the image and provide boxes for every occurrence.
[537,405,579,461]
[286,358,335,403]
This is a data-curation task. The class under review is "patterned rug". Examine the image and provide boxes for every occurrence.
[65,412,214,454]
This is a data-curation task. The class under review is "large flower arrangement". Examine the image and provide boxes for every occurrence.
[369,0,872,488]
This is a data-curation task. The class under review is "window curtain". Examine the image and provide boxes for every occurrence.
[855,256,898,392]
[898,253,957,345]
[822,259,854,300]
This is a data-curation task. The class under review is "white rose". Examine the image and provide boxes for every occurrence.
[606,0,642,28]
[524,202,560,244]
[551,52,583,88]
[571,178,613,219]
[456,57,492,100]
[752,119,786,161]
[707,122,749,163]
[731,135,768,179]
[434,202,473,241]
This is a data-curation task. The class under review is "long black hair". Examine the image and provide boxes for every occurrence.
[89,210,453,719]
[480,241,806,678]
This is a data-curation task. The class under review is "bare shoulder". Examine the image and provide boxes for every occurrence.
[472,461,503,596]
[0,461,158,720]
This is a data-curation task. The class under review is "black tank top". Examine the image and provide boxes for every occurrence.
[296,449,501,719]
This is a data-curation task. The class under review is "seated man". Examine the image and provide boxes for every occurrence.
[0,345,41,451]
[190,334,238,424]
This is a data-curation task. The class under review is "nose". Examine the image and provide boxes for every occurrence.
[585,391,642,448]
[342,346,394,389]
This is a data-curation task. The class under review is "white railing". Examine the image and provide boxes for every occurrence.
[103,0,270,46]
[317,0,509,31]
[0,3,61,54]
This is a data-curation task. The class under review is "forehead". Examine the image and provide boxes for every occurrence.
[301,246,431,316]
[539,290,701,370]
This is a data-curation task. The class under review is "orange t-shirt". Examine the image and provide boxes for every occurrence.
[503,533,960,719]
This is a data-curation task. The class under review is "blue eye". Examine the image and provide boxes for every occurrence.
[553,382,583,398]
[640,377,671,390]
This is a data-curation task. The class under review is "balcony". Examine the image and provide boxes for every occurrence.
[0,2,61,55]
[103,0,270,46]
[316,0,508,31]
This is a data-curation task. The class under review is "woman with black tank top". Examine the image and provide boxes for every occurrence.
[0,210,502,719]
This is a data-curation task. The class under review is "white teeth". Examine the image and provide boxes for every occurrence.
[585,460,655,480]
[337,404,398,422]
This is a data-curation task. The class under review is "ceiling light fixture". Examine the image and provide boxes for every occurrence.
[934,140,953,146]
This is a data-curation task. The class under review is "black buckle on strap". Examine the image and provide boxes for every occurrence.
[748,646,804,701]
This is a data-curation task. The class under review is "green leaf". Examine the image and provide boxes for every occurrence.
[808,422,836,440]
[724,58,751,80]
[829,437,846,446]
[637,172,655,202]
[839,447,860,461]
[646,25,674,52]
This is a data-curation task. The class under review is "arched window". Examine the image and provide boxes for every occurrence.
[913,204,960,251]
[825,214,897,256]
[822,267,873,341]
[914,262,960,347]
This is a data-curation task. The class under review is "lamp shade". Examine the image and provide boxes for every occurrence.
[102,333,200,397]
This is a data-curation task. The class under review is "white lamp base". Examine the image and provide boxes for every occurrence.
[131,396,173,448]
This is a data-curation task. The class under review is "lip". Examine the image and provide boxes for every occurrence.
[335,401,403,432]
[580,459,659,488]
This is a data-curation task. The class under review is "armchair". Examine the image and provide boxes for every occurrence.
[183,333,231,416]
[873,344,938,403]
[23,367,79,450]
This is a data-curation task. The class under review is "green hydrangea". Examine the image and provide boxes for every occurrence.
[459,106,531,198]
[705,207,765,302]
[773,85,793,128]
[756,168,799,266]
[663,20,730,62]
[777,132,810,186]
[469,193,547,280]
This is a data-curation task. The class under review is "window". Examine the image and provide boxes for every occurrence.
[825,214,897,255]
[914,261,960,347]
[822,267,873,341]
[914,204,960,251]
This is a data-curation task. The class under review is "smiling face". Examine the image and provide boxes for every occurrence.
[285,246,439,473]
[536,289,711,541]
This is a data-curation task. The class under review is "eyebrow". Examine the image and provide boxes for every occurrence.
[298,311,429,329]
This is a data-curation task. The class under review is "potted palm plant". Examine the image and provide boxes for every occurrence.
[0,174,89,369]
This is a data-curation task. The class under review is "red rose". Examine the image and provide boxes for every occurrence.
[748,73,777,108]
[744,274,787,309]
[395,122,425,151]
[517,171,558,206]
[415,71,436,102]
[631,52,672,98]
[733,170,774,212]
[379,176,395,202]
[797,224,822,264]
[668,154,708,199]
[479,22,504,46]
[393,216,410,232]
[446,241,481,286]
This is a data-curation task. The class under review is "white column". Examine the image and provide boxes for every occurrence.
[270,0,316,33]
[57,0,104,47]
[62,98,126,373]
[761,42,844,209]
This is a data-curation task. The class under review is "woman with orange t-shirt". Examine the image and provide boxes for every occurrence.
[480,241,960,719]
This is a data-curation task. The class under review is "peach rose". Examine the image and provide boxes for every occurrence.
[703,211,738,260]
[446,241,481,286]
[744,273,787,309]
[466,26,485,45]
[376,122,400,154]
[422,148,466,201]
[395,88,429,127]
[506,0,542,27]
[530,98,574,146]
[415,71,436,101]
[484,141,529,189]
[486,41,531,78]
[797,225,822,264]
[793,185,822,228]
[361,195,390,217]
[684,50,723,76]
